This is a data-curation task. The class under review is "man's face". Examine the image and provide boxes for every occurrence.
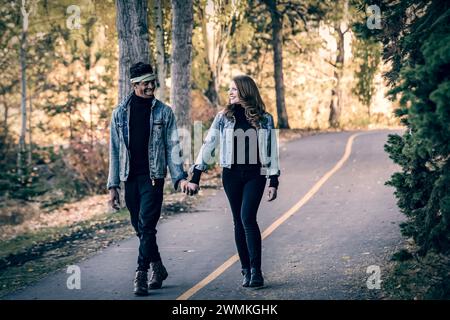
[133,80,156,98]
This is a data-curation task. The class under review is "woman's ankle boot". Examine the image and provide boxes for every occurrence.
[241,268,251,287]
[249,268,264,287]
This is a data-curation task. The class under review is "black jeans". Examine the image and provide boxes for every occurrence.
[222,167,266,270]
[125,174,164,272]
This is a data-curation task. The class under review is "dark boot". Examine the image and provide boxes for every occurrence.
[149,261,168,289]
[249,268,264,287]
[134,271,148,296]
[241,268,251,287]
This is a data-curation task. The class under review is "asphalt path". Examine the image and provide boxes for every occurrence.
[5,129,405,300]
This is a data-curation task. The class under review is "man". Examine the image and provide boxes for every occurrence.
[107,62,199,296]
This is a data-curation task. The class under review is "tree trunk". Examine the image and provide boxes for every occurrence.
[170,0,193,132]
[28,95,32,165]
[328,24,344,128]
[199,1,241,109]
[115,0,151,102]
[199,5,220,108]
[264,0,290,129]
[18,0,31,182]
[2,99,8,137]
[89,79,93,147]
[205,73,220,107]
[154,0,166,102]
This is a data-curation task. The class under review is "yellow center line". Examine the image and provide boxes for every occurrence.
[176,132,362,300]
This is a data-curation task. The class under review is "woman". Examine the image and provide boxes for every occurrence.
[189,75,280,287]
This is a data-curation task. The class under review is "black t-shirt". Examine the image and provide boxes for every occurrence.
[128,93,153,177]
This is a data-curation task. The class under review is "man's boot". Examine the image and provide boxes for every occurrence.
[134,271,148,296]
[249,268,264,287]
[149,261,168,289]
[241,268,251,287]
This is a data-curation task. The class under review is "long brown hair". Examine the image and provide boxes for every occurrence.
[224,75,266,128]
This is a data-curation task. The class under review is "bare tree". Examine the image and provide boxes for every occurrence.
[170,0,194,131]
[327,0,349,128]
[115,0,151,102]
[328,23,345,128]
[18,0,37,181]
[198,0,242,108]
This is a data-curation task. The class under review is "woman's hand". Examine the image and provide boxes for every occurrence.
[267,187,277,201]
[180,179,199,196]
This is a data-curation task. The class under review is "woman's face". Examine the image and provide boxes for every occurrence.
[228,81,240,104]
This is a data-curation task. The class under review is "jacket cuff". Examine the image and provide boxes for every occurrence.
[107,183,120,190]
[268,175,279,189]
[173,172,188,190]
[189,168,202,185]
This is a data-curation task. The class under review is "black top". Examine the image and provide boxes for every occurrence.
[232,104,261,169]
[128,93,153,177]
[190,104,279,188]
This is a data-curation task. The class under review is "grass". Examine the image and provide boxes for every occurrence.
[0,208,133,298]
[382,246,450,299]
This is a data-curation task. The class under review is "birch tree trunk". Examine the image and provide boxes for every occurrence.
[115,0,150,102]
[28,95,32,165]
[18,0,32,182]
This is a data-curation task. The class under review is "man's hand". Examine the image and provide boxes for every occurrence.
[109,188,120,210]
[179,179,199,196]
[267,187,277,201]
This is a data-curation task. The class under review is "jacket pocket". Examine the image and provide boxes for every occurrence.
[153,120,163,140]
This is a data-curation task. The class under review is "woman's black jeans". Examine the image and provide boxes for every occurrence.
[222,167,266,270]
[125,174,164,272]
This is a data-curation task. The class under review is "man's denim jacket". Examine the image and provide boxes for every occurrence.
[107,94,188,190]
[190,111,280,177]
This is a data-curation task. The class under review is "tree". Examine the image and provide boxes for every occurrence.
[352,36,381,120]
[170,0,194,131]
[356,0,450,255]
[322,0,350,128]
[115,0,151,102]
[196,0,243,108]
[262,0,290,128]
[18,0,37,183]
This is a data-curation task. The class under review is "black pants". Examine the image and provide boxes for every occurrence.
[222,167,266,270]
[125,174,164,271]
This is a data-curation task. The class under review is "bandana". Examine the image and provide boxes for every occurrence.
[130,73,156,83]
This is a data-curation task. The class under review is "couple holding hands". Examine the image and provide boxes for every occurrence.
[107,62,280,296]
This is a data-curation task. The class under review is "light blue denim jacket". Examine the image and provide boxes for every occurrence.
[190,111,281,177]
[107,94,188,190]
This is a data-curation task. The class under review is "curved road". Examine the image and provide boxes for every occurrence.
[5,129,405,300]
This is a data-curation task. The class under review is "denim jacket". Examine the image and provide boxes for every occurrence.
[190,111,280,177]
[107,93,188,190]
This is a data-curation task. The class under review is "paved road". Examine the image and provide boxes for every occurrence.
[5,129,405,300]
